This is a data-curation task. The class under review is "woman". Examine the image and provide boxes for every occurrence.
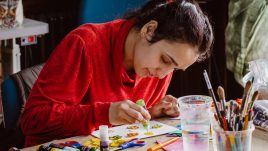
[21,0,213,146]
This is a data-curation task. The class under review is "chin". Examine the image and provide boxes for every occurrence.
[137,73,148,78]
[138,74,147,78]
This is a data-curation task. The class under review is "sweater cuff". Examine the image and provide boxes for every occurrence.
[93,102,112,128]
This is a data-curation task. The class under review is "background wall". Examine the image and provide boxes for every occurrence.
[21,0,243,100]
[0,0,245,149]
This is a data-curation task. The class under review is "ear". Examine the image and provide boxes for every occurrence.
[140,20,158,41]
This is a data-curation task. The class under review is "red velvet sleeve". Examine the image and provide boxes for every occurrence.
[20,32,111,144]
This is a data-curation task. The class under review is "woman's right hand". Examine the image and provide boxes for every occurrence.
[109,100,151,125]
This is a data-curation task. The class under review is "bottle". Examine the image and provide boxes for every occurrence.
[99,125,109,151]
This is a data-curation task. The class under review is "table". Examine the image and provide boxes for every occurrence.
[21,118,268,151]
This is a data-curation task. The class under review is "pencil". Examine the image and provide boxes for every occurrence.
[147,137,179,151]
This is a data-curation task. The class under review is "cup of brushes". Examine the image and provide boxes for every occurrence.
[211,80,257,151]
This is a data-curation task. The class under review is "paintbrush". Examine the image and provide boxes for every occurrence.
[239,80,252,117]
[203,70,224,129]
[217,86,227,116]
[247,91,259,112]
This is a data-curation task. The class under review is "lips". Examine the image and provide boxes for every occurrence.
[147,69,156,77]
[145,68,151,77]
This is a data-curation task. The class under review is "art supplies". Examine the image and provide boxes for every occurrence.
[147,137,179,151]
[211,123,255,151]
[92,121,177,141]
[99,125,109,151]
[215,86,257,131]
[206,76,257,151]
[203,70,225,129]
[203,70,257,132]
[217,86,227,116]
[37,145,65,151]
[49,143,80,151]
[136,99,150,131]
[156,137,184,151]
[118,138,145,149]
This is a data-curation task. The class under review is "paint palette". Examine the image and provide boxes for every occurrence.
[92,120,178,140]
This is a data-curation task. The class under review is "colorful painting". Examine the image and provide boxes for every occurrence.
[92,120,178,140]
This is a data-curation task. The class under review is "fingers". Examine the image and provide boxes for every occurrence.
[119,110,139,124]
[164,95,178,104]
[109,100,151,125]
[159,101,173,110]
[164,105,180,117]
[162,95,180,117]
[128,101,151,120]
[118,100,142,123]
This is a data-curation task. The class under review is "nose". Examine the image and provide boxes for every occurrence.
[155,68,173,79]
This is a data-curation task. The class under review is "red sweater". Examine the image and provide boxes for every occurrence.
[20,20,172,146]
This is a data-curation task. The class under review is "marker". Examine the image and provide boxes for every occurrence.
[147,137,179,151]
[37,145,65,151]
[64,141,92,151]
[49,143,79,151]
[119,138,145,149]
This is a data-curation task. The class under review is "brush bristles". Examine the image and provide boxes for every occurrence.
[244,81,252,98]
[251,91,259,101]
[217,86,225,100]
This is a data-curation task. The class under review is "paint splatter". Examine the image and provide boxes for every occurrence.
[109,135,122,140]
[109,139,126,147]
[152,124,162,129]
[83,138,100,149]
[127,132,139,137]
[144,131,154,136]
[127,125,139,130]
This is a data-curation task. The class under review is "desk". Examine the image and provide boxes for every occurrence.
[21,118,268,151]
[0,18,48,76]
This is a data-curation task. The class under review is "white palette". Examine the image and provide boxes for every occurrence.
[92,120,178,140]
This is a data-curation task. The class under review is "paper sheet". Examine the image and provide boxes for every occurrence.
[92,120,178,140]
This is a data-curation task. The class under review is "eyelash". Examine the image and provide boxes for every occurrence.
[161,56,179,71]
[161,56,171,64]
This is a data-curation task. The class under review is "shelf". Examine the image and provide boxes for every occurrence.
[0,18,49,40]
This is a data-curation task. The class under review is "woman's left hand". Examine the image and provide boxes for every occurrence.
[149,95,180,118]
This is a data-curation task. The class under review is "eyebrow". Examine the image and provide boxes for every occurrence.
[167,54,179,66]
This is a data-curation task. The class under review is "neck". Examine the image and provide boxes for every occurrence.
[124,27,139,71]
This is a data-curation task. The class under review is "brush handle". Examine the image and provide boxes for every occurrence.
[203,70,225,129]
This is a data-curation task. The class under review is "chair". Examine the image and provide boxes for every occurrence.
[0,63,44,150]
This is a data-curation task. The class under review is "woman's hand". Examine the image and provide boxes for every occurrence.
[109,100,151,125]
[149,95,180,118]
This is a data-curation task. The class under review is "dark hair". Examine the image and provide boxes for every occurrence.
[124,0,214,61]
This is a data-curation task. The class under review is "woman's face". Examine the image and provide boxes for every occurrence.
[133,39,199,79]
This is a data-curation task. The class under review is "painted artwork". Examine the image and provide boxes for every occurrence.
[92,120,178,140]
